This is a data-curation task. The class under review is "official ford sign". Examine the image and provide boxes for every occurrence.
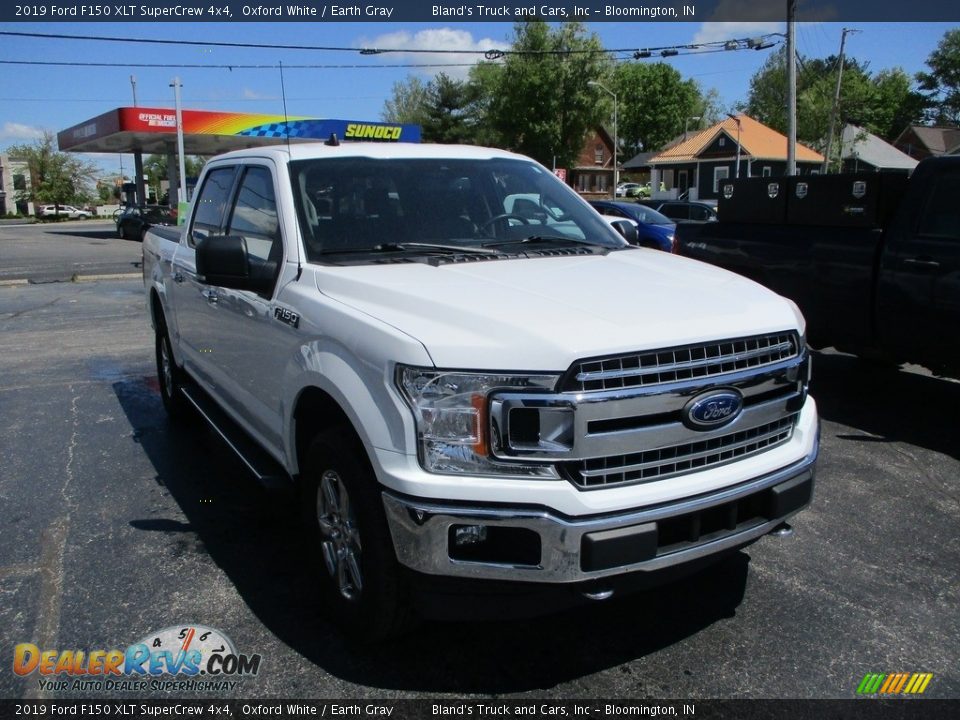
[683,389,744,430]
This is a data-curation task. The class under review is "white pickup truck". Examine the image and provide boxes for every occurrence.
[143,141,818,639]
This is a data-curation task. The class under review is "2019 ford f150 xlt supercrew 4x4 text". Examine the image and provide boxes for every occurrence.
[143,142,819,639]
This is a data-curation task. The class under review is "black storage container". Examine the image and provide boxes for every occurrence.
[786,173,908,228]
[717,176,788,224]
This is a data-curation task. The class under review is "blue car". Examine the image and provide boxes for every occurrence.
[588,200,677,253]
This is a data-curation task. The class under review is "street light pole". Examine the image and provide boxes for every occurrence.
[589,80,618,197]
[787,0,798,175]
[727,113,742,179]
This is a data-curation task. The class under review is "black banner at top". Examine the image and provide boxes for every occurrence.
[0,700,959,720]
[2,0,959,23]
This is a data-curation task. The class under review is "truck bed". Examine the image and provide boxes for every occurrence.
[676,222,885,351]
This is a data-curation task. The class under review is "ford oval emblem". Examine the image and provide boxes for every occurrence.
[683,389,743,430]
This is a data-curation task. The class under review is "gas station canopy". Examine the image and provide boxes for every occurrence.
[58,107,421,155]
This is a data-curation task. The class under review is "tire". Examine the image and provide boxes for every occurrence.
[118,224,126,240]
[300,427,410,642]
[155,321,189,420]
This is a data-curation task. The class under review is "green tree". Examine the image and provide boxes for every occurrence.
[6,131,100,213]
[916,28,960,123]
[421,73,484,144]
[855,68,925,140]
[486,20,613,168]
[746,48,924,150]
[382,72,494,145]
[143,154,204,204]
[612,62,703,154]
[464,61,503,147]
[381,75,430,126]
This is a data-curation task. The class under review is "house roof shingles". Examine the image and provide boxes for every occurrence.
[840,124,918,171]
[649,114,823,165]
[896,125,960,156]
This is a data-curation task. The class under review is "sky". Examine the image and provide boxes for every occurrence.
[0,19,955,177]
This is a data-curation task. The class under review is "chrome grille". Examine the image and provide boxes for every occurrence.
[565,332,799,393]
[562,415,797,490]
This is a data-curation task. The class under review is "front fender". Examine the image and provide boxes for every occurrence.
[281,338,426,479]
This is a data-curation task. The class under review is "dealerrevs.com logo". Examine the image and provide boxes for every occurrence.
[13,625,261,693]
[857,673,934,695]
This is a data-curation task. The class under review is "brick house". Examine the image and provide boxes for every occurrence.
[567,126,616,197]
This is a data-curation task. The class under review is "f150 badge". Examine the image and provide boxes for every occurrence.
[683,389,743,430]
[274,307,300,328]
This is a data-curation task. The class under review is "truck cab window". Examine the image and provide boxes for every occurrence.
[189,166,236,247]
[917,174,960,241]
[227,166,282,294]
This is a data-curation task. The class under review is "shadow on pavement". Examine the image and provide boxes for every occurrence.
[47,228,119,241]
[112,375,750,693]
[811,350,960,460]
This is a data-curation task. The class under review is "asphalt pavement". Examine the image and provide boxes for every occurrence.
[0,228,957,702]
[0,220,142,283]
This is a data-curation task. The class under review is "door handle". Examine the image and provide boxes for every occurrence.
[902,257,941,269]
[202,289,219,304]
[173,272,184,284]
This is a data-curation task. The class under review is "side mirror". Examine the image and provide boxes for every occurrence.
[609,219,639,245]
[196,235,250,288]
[196,235,278,296]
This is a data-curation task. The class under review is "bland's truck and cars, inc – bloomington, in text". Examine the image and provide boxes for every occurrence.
[143,141,818,639]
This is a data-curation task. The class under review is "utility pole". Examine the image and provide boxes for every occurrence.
[727,113,743,178]
[786,0,797,176]
[822,28,859,173]
[171,77,187,215]
[130,74,146,207]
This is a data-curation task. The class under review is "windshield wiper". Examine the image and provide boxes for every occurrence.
[483,235,605,249]
[317,242,502,256]
[372,242,503,255]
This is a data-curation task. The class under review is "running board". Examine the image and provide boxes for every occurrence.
[180,385,290,489]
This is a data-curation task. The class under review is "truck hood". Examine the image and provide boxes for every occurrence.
[314,249,804,371]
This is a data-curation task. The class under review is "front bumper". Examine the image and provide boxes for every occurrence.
[382,437,818,584]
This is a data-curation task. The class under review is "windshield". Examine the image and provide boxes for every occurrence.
[289,156,626,262]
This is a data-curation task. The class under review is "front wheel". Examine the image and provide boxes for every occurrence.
[301,428,410,641]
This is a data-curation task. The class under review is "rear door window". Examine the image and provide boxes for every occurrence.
[189,166,237,247]
[916,173,960,241]
[690,205,712,221]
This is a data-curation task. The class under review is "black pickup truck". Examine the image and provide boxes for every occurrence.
[677,156,960,376]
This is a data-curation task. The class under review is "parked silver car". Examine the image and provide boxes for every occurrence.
[38,205,92,219]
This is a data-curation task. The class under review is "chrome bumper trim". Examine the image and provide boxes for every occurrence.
[382,442,818,584]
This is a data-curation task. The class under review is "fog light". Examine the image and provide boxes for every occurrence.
[449,525,542,566]
[453,524,488,547]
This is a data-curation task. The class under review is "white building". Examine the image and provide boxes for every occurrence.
[0,153,33,216]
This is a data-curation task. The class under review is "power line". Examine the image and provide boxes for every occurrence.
[0,29,784,58]
[0,59,483,70]
[0,42,780,72]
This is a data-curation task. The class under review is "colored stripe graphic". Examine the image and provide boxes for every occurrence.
[857,672,933,694]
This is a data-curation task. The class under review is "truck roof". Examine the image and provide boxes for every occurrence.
[205,142,530,163]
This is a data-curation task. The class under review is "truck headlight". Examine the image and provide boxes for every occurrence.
[396,366,560,477]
